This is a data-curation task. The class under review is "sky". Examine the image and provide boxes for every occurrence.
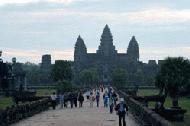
[0,0,190,64]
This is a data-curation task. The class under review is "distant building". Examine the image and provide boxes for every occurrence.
[12,58,26,89]
[74,25,159,86]
[41,54,51,70]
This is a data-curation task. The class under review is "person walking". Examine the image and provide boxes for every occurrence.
[59,92,64,109]
[69,92,74,108]
[51,92,57,110]
[89,92,95,108]
[112,91,118,106]
[108,87,112,98]
[109,96,114,114]
[78,92,84,107]
[86,91,90,101]
[103,91,109,107]
[115,98,128,126]
[73,92,78,108]
[96,91,100,107]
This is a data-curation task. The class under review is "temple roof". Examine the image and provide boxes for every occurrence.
[128,36,139,48]
[101,24,112,38]
[75,35,86,47]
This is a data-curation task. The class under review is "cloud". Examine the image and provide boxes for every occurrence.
[0,0,96,6]
[46,0,89,4]
[1,47,190,64]
[140,47,190,63]
[0,0,40,6]
[17,8,190,25]
[127,8,190,25]
[1,48,74,63]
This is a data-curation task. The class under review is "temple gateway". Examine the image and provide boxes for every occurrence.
[74,25,159,86]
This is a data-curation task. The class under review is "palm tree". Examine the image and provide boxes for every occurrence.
[155,57,190,107]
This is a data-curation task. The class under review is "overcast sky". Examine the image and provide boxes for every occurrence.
[0,0,190,63]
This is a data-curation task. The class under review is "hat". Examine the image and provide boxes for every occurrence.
[120,98,124,102]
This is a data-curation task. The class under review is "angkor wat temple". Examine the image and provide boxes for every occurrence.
[74,25,159,86]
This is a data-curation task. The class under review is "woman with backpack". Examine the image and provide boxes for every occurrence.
[115,98,128,126]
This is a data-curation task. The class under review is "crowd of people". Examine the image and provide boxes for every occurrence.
[50,85,128,126]
[50,91,85,110]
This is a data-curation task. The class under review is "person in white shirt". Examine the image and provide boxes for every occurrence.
[51,92,57,110]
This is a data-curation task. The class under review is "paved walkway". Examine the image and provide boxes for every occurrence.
[12,91,139,126]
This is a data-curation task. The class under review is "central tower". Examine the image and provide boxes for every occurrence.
[97,25,117,56]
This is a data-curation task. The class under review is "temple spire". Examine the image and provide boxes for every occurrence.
[131,36,136,41]
[101,24,112,42]
[127,36,139,62]
[97,25,117,56]
[74,35,87,61]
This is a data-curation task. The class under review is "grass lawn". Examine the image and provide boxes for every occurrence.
[0,97,13,109]
[137,89,159,96]
[138,89,190,126]
[0,89,55,109]
[36,89,56,96]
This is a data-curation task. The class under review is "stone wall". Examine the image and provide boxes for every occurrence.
[0,98,49,126]
[118,90,173,126]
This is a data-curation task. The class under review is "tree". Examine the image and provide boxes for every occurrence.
[155,57,190,107]
[112,69,127,88]
[134,69,144,86]
[56,80,73,94]
[22,63,41,85]
[51,60,72,82]
[79,68,98,87]
[22,62,53,86]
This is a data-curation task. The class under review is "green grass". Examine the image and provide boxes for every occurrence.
[0,97,13,109]
[138,89,190,126]
[137,89,159,96]
[36,89,56,96]
[0,89,55,109]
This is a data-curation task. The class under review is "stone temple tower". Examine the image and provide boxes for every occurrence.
[74,35,87,82]
[41,54,51,70]
[127,36,139,62]
[73,25,158,86]
[97,24,117,56]
[74,35,87,62]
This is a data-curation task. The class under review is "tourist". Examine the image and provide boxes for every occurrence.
[86,91,90,100]
[73,92,78,108]
[69,92,74,108]
[59,92,64,109]
[63,92,69,108]
[51,92,57,110]
[103,91,109,107]
[115,98,128,126]
[96,91,100,107]
[78,92,84,107]
[100,85,104,92]
[108,87,113,98]
[89,92,95,108]
[109,96,114,114]
[112,91,118,106]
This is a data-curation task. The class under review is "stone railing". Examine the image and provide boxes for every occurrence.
[118,90,173,126]
[0,98,50,126]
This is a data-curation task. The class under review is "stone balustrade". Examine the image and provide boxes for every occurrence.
[0,98,50,126]
[118,90,173,126]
